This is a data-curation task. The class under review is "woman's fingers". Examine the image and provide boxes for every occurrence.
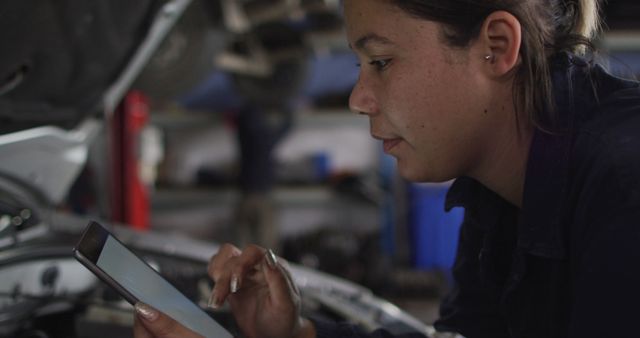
[277,257,300,296]
[134,303,204,338]
[262,250,298,310]
[208,243,241,281]
[133,315,154,338]
[209,247,304,338]
[208,244,269,308]
[208,244,243,308]
[230,245,268,291]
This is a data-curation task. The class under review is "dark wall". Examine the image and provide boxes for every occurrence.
[603,0,640,30]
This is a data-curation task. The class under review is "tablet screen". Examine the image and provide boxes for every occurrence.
[97,235,232,338]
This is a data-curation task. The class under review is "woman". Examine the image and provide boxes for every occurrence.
[133,0,640,337]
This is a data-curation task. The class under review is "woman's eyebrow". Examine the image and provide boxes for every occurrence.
[350,33,394,51]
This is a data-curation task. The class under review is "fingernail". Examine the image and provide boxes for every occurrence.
[208,286,223,309]
[266,249,278,269]
[209,296,223,309]
[211,298,222,309]
[230,275,239,293]
[135,302,159,321]
[207,289,216,308]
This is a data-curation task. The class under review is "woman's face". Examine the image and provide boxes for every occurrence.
[345,0,498,182]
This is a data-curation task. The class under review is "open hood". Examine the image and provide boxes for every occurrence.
[0,0,162,134]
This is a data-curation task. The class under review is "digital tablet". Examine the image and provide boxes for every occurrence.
[73,221,232,338]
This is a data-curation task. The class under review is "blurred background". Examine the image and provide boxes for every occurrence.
[3,0,640,328]
[64,0,640,324]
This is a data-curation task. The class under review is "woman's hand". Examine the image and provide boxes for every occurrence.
[133,302,203,338]
[208,244,315,338]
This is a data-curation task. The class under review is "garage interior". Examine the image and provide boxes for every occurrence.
[0,0,639,337]
[143,0,640,324]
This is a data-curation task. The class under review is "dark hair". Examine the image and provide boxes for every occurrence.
[389,0,601,130]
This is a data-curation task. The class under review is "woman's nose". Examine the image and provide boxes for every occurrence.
[349,76,377,116]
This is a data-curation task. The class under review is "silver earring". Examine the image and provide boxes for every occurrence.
[484,54,493,61]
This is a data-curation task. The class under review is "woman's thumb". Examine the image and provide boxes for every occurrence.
[134,302,204,338]
[262,250,297,308]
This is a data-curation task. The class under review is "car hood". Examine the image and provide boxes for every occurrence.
[0,0,159,133]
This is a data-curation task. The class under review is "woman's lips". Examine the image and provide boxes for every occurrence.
[383,138,402,153]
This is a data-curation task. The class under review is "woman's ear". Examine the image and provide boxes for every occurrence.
[476,11,522,77]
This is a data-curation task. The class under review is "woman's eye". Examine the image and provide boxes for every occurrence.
[368,59,391,71]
